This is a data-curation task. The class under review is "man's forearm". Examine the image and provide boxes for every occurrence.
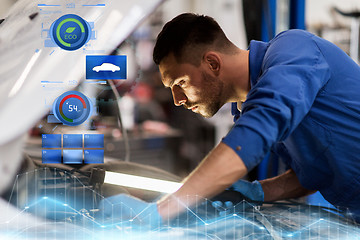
[157,142,247,220]
[260,169,315,202]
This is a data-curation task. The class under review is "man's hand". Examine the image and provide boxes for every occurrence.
[98,194,162,228]
[157,143,247,221]
[212,200,235,216]
[211,179,264,216]
[229,179,264,203]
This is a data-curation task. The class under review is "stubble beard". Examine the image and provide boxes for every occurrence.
[194,71,224,118]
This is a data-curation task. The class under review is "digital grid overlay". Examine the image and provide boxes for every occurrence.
[2,168,360,239]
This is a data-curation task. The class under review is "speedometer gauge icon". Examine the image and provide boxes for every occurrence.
[53,91,92,126]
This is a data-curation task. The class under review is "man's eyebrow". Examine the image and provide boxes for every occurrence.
[167,79,176,88]
[162,71,175,88]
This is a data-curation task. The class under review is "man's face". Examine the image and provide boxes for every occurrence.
[159,54,224,118]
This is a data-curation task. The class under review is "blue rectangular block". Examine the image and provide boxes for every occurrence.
[90,31,96,40]
[42,134,61,148]
[84,134,104,148]
[44,39,57,47]
[86,55,126,80]
[63,150,83,164]
[42,150,62,164]
[84,150,104,164]
[47,114,61,123]
[63,134,83,148]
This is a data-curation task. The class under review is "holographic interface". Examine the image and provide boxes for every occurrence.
[50,14,91,51]
[2,168,360,239]
[42,134,104,164]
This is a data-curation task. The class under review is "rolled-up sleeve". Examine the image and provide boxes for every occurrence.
[222,33,331,171]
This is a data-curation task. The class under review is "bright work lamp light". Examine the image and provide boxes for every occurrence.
[104,171,183,193]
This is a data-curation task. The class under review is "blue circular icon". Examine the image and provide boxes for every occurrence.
[53,91,92,126]
[50,14,91,51]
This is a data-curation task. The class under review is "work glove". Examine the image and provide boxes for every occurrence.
[212,180,264,215]
[98,194,162,228]
[211,200,235,217]
[229,179,264,203]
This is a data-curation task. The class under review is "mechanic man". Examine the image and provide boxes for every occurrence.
[101,13,360,224]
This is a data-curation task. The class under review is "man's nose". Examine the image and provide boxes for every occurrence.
[171,87,187,106]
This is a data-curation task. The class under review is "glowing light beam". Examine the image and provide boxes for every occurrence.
[104,171,183,193]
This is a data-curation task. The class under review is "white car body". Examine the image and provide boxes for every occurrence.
[92,62,120,72]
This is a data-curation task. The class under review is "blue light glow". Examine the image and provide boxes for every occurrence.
[3,168,360,239]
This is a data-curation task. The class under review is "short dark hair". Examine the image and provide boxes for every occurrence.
[153,13,235,66]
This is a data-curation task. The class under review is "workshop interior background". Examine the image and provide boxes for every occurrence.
[1,0,360,239]
[3,0,358,177]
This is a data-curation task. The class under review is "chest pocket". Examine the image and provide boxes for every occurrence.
[281,115,333,190]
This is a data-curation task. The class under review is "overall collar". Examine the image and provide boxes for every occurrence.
[248,40,269,88]
[231,40,269,119]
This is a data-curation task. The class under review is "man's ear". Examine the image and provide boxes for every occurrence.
[203,52,221,74]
